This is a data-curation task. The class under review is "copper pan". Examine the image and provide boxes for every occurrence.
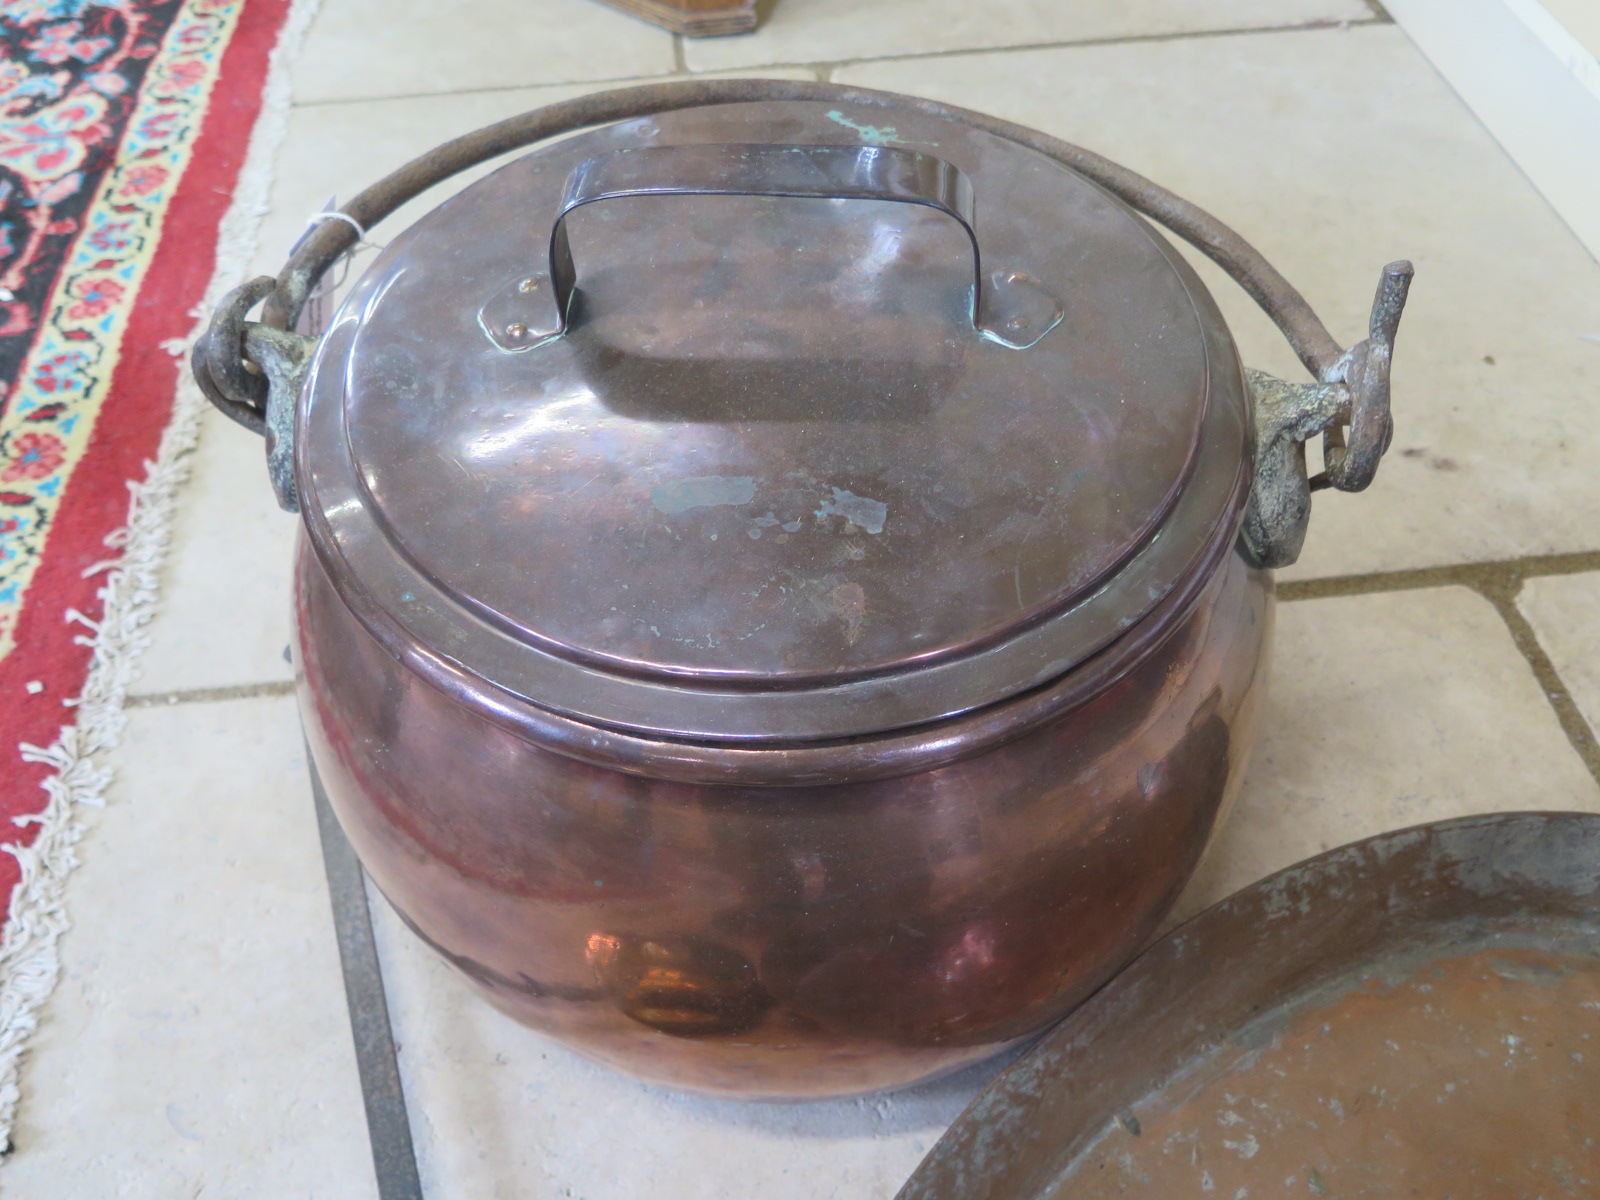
[901,811,1600,1198]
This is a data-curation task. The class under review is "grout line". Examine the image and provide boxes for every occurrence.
[310,754,425,1200]
[684,17,1389,78]
[1278,550,1600,603]
[125,678,295,708]
[1364,0,1395,20]
[671,32,688,74]
[814,61,835,84]
[289,17,1388,110]
[290,65,695,110]
[1483,584,1600,792]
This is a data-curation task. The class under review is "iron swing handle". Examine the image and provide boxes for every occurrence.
[191,78,1412,565]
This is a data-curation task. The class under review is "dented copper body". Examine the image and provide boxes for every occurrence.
[194,81,1407,1098]
[299,541,1270,1097]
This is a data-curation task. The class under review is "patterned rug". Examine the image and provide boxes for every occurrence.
[0,0,303,1140]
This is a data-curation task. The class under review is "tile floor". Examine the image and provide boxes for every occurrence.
[9,0,1600,1196]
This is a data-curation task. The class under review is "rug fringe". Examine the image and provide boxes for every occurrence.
[0,0,323,1152]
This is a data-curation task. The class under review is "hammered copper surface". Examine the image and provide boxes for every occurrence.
[899,813,1600,1198]
[296,539,1272,1098]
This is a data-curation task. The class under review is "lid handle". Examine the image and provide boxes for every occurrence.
[479,143,1062,352]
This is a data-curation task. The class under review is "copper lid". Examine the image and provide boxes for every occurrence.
[299,98,1250,743]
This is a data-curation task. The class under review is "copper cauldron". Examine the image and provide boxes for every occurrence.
[194,81,1411,1099]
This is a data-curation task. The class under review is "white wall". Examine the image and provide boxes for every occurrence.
[1388,0,1600,262]
[1535,0,1600,59]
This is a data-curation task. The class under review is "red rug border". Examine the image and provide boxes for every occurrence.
[0,0,296,908]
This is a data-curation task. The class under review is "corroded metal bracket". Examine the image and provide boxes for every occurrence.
[246,322,317,514]
[1240,261,1413,569]
[192,274,316,513]
[1240,371,1347,570]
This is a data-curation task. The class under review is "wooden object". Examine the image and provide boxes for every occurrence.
[592,0,761,37]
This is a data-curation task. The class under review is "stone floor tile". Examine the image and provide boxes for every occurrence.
[1519,571,1600,738]
[837,26,1600,579]
[1170,585,1600,925]
[685,0,1371,72]
[292,0,676,105]
[369,886,1013,1200]
[130,405,298,697]
[2,695,373,1198]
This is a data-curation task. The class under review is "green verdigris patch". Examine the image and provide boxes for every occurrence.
[825,109,910,147]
